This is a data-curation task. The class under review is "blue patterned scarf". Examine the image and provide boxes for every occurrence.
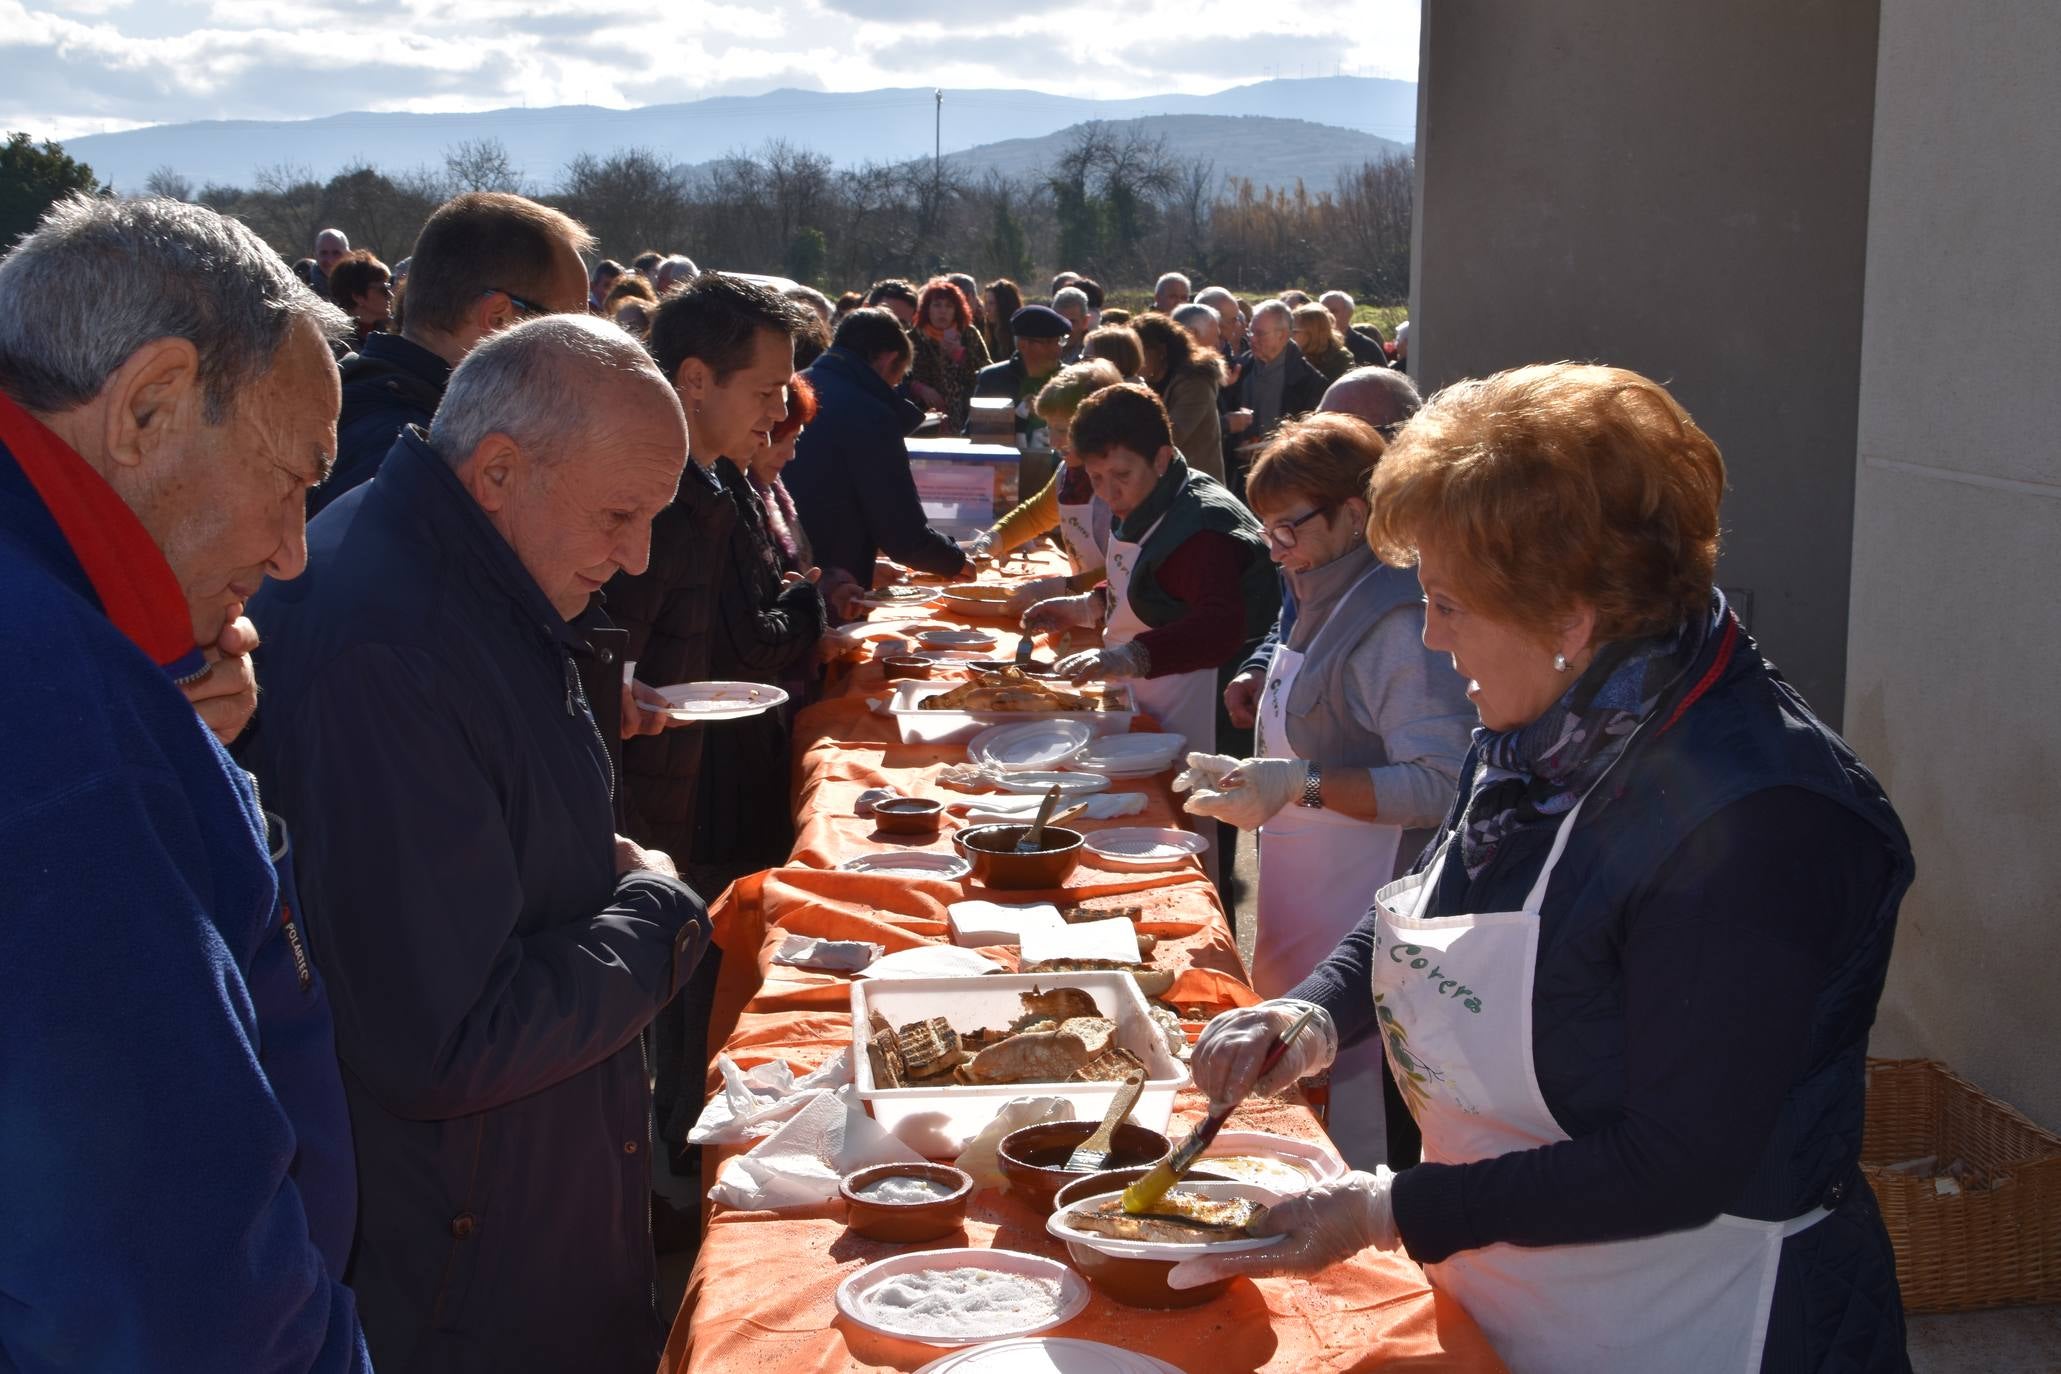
[1456,600,1718,880]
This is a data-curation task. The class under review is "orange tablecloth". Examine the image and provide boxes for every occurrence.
[661,558,1504,1373]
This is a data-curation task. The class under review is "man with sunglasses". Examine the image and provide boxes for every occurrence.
[314,192,593,516]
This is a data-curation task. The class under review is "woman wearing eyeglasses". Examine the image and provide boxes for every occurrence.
[1179,412,1472,1170]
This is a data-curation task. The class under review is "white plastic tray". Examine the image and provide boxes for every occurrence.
[887,680,1137,746]
[853,971,1188,1157]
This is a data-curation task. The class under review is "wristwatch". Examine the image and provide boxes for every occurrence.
[1299,762,1324,809]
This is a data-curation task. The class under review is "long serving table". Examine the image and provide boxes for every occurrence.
[659,556,1504,1373]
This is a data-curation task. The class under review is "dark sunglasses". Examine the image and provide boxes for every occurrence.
[482,286,551,317]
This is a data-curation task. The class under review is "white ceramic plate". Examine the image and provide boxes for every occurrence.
[1083,827,1209,868]
[1046,1181,1287,1261]
[918,628,1000,650]
[966,720,1094,772]
[653,681,790,720]
[1071,733,1185,776]
[990,770,1111,797]
[1197,1131,1347,1195]
[916,1338,1187,1374]
[838,851,973,880]
[853,585,942,606]
[836,1247,1089,1347]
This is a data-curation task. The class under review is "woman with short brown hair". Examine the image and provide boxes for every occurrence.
[1134,311,1228,481]
[1182,363,1915,1373]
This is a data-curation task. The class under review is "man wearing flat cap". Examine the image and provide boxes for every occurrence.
[971,304,1070,453]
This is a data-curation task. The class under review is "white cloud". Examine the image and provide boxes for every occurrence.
[0,0,1418,140]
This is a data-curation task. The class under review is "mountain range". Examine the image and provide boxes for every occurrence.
[62,76,1417,194]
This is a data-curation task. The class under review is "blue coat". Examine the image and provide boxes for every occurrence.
[312,332,450,518]
[0,415,369,1371]
[786,346,969,586]
[1294,608,1915,1372]
[244,432,711,1373]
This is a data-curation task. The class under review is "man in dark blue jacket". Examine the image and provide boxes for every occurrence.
[312,191,593,517]
[0,195,371,1370]
[787,306,970,587]
[245,314,710,1373]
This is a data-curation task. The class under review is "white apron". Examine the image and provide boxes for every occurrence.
[1251,566,1402,1171]
[1368,792,1829,1374]
[1102,513,1219,758]
[1055,484,1108,575]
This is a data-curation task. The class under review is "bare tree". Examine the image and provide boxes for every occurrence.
[556,149,692,261]
[443,138,524,195]
[144,166,194,201]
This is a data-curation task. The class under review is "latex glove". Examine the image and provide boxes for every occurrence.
[1189,998,1339,1108]
[1223,667,1264,730]
[1055,641,1148,684]
[1004,574,1070,620]
[1021,590,1104,635]
[966,529,998,562]
[1166,1168,1399,1290]
[1172,751,1240,795]
[1180,757,1308,832]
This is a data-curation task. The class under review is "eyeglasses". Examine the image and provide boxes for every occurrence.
[1264,506,1333,551]
[482,286,551,317]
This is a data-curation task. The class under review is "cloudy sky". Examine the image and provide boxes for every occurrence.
[3,0,1420,141]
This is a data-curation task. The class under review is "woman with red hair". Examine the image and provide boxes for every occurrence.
[908,276,991,428]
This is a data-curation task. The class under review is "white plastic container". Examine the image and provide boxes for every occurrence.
[887,680,1137,746]
[853,971,1189,1158]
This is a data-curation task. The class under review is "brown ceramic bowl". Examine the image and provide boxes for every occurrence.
[881,656,933,681]
[839,1162,974,1244]
[953,824,1084,890]
[870,796,944,835]
[997,1121,1171,1216]
[1048,1165,1242,1309]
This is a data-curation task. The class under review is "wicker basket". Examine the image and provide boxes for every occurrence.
[1861,1057,2061,1311]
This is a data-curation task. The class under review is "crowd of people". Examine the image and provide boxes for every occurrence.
[0,183,1916,1374]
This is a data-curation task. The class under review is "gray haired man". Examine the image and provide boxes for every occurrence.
[1154,271,1192,313]
[0,193,370,1369]
[244,314,710,1371]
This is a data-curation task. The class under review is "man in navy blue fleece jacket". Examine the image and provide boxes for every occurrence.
[0,195,371,1370]
[244,316,711,1372]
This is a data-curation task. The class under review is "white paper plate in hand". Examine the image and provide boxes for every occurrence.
[1045,1181,1287,1260]
[836,1248,1089,1346]
[654,681,789,720]
[1082,827,1209,868]
[966,720,1093,772]
[1071,733,1186,776]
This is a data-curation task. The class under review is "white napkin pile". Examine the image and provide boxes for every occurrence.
[707,1085,925,1211]
[946,899,1064,947]
[1019,916,1141,965]
[688,1049,852,1146]
[950,792,1148,825]
[772,933,885,972]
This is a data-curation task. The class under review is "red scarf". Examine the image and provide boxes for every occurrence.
[0,389,206,680]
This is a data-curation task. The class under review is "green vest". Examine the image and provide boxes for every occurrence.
[1113,455,1279,648]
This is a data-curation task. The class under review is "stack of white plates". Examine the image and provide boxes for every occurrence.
[1070,733,1186,777]
[837,851,972,880]
[967,720,1093,772]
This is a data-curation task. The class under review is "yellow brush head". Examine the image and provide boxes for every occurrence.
[1120,1159,1179,1214]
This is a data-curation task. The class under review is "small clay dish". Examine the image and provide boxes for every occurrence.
[953,823,1084,890]
[839,1162,974,1243]
[998,1121,1171,1216]
[870,796,944,836]
[881,656,933,681]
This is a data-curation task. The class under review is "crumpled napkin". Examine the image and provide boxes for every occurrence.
[952,1096,1076,1190]
[688,1049,853,1146]
[937,762,1006,791]
[773,933,885,972]
[708,1085,925,1211]
[950,792,1148,825]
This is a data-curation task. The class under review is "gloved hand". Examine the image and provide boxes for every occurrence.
[1005,574,1070,620]
[1180,757,1308,831]
[1021,590,1105,635]
[1055,641,1149,683]
[1172,751,1240,795]
[1189,998,1339,1108]
[1165,1168,1399,1290]
[966,529,998,562]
